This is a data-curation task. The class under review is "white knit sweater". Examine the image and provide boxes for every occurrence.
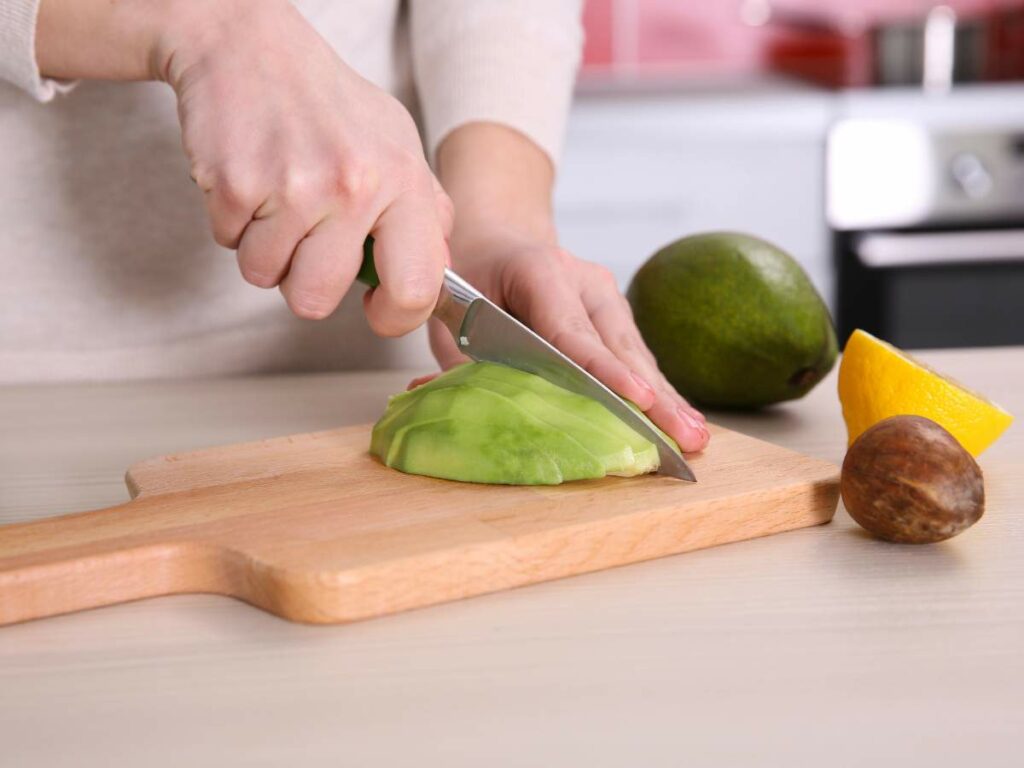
[0,0,582,383]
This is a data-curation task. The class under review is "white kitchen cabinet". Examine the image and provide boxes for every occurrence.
[555,85,836,307]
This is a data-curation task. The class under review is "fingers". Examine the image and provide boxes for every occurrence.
[548,310,658,410]
[202,178,263,250]
[221,174,450,331]
[174,12,457,332]
[236,204,308,288]
[579,265,709,453]
[534,287,709,453]
[430,174,455,243]
[412,313,470,392]
[581,267,703,421]
[407,372,442,390]
[362,185,448,337]
[635,387,709,454]
[208,163,453,330]
[278,215,364,319]
[508,266,658,410]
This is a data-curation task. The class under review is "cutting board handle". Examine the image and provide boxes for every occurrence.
[0,499,230,626]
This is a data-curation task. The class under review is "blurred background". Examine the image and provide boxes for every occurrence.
[555,0,1024,349]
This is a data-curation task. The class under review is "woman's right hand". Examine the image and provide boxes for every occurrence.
[151,0,452,333]
[38,0,453,333]
[37,0,452,333]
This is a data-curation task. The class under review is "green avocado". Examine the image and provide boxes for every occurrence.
[370,362,673,485]
[626,232,838,409]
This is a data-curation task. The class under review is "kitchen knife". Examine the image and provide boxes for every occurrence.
[357,237,696,481]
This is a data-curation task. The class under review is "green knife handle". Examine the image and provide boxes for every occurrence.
[356,236,380,288]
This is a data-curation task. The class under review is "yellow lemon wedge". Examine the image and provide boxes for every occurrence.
[838,329,1013,456]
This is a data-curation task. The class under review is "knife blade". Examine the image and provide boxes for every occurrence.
[357,238,696,481]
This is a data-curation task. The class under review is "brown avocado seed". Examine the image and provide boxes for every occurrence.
[841,415,984,544]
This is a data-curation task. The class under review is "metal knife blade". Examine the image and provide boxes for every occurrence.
[356,239,695,481]
[433,270,696,482]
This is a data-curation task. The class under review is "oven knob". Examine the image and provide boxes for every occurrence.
[950,152,993,199]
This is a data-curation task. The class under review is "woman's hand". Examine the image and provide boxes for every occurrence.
[432,123,709,453]
[426,235,710,453]
[38,0,452,336]
[162,0,452,334]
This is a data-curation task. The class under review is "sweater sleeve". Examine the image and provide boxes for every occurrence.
[409,0,583,167]
[0,0,76,100]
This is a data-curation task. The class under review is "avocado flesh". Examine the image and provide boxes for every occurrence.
[408,363,658,474]
[371,362,671,485]
[390,418,568,485]
[381,385,604,484]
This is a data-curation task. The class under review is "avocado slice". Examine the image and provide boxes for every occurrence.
[389,419,564,485]
[378,384,605,484]
[407,364,653,474]
[370,362,673,485]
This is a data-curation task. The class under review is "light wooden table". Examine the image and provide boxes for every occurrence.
[2,348,1021,767]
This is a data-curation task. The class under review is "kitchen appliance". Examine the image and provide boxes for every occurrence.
[0,423,838,626]
[828,113,1024,349]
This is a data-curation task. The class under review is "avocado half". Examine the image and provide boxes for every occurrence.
[371,362,676,485]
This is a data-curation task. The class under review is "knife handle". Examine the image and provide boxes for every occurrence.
[356,236,479,340]
[356,236,380,288]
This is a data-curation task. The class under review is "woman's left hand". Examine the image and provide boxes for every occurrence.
[424,234,710,454]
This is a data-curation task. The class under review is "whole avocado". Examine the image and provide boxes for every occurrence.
[627,232,837,409]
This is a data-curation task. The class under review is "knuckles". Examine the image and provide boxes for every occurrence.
[272,159,382,214]
[546,249,620,293]
[330,163,381,205]
[213,167,265,212]
[588,262,618,289]
[188,162,216,193]
[206,152,387,224]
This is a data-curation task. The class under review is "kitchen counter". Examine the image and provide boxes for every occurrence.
[1,347,1022,767]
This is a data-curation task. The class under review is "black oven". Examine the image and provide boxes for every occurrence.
[828,115,1024,349]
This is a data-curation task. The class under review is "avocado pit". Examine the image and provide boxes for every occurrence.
[840,415,984,544]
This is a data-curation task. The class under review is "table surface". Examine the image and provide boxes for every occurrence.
[2,348,1022,767]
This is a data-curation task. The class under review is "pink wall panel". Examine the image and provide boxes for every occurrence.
[582,0,1017,78]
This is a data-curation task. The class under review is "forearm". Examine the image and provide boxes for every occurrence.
[436,122,558,254]
[35,0,249,82]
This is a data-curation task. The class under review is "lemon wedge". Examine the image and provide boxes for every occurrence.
[838,329,1013,456]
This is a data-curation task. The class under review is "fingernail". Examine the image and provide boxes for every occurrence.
[631,371,655,394]
[676,406,703,432]
[692,409,707,423]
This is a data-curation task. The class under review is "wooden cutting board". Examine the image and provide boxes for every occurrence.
[0,424,839,626]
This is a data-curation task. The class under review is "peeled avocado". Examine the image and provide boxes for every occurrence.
[627,232,838,409]
[370,362,675,485]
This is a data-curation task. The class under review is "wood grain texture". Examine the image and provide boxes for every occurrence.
[0,424,837,626]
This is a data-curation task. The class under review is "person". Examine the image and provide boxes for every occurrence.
[0,0,709,451]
